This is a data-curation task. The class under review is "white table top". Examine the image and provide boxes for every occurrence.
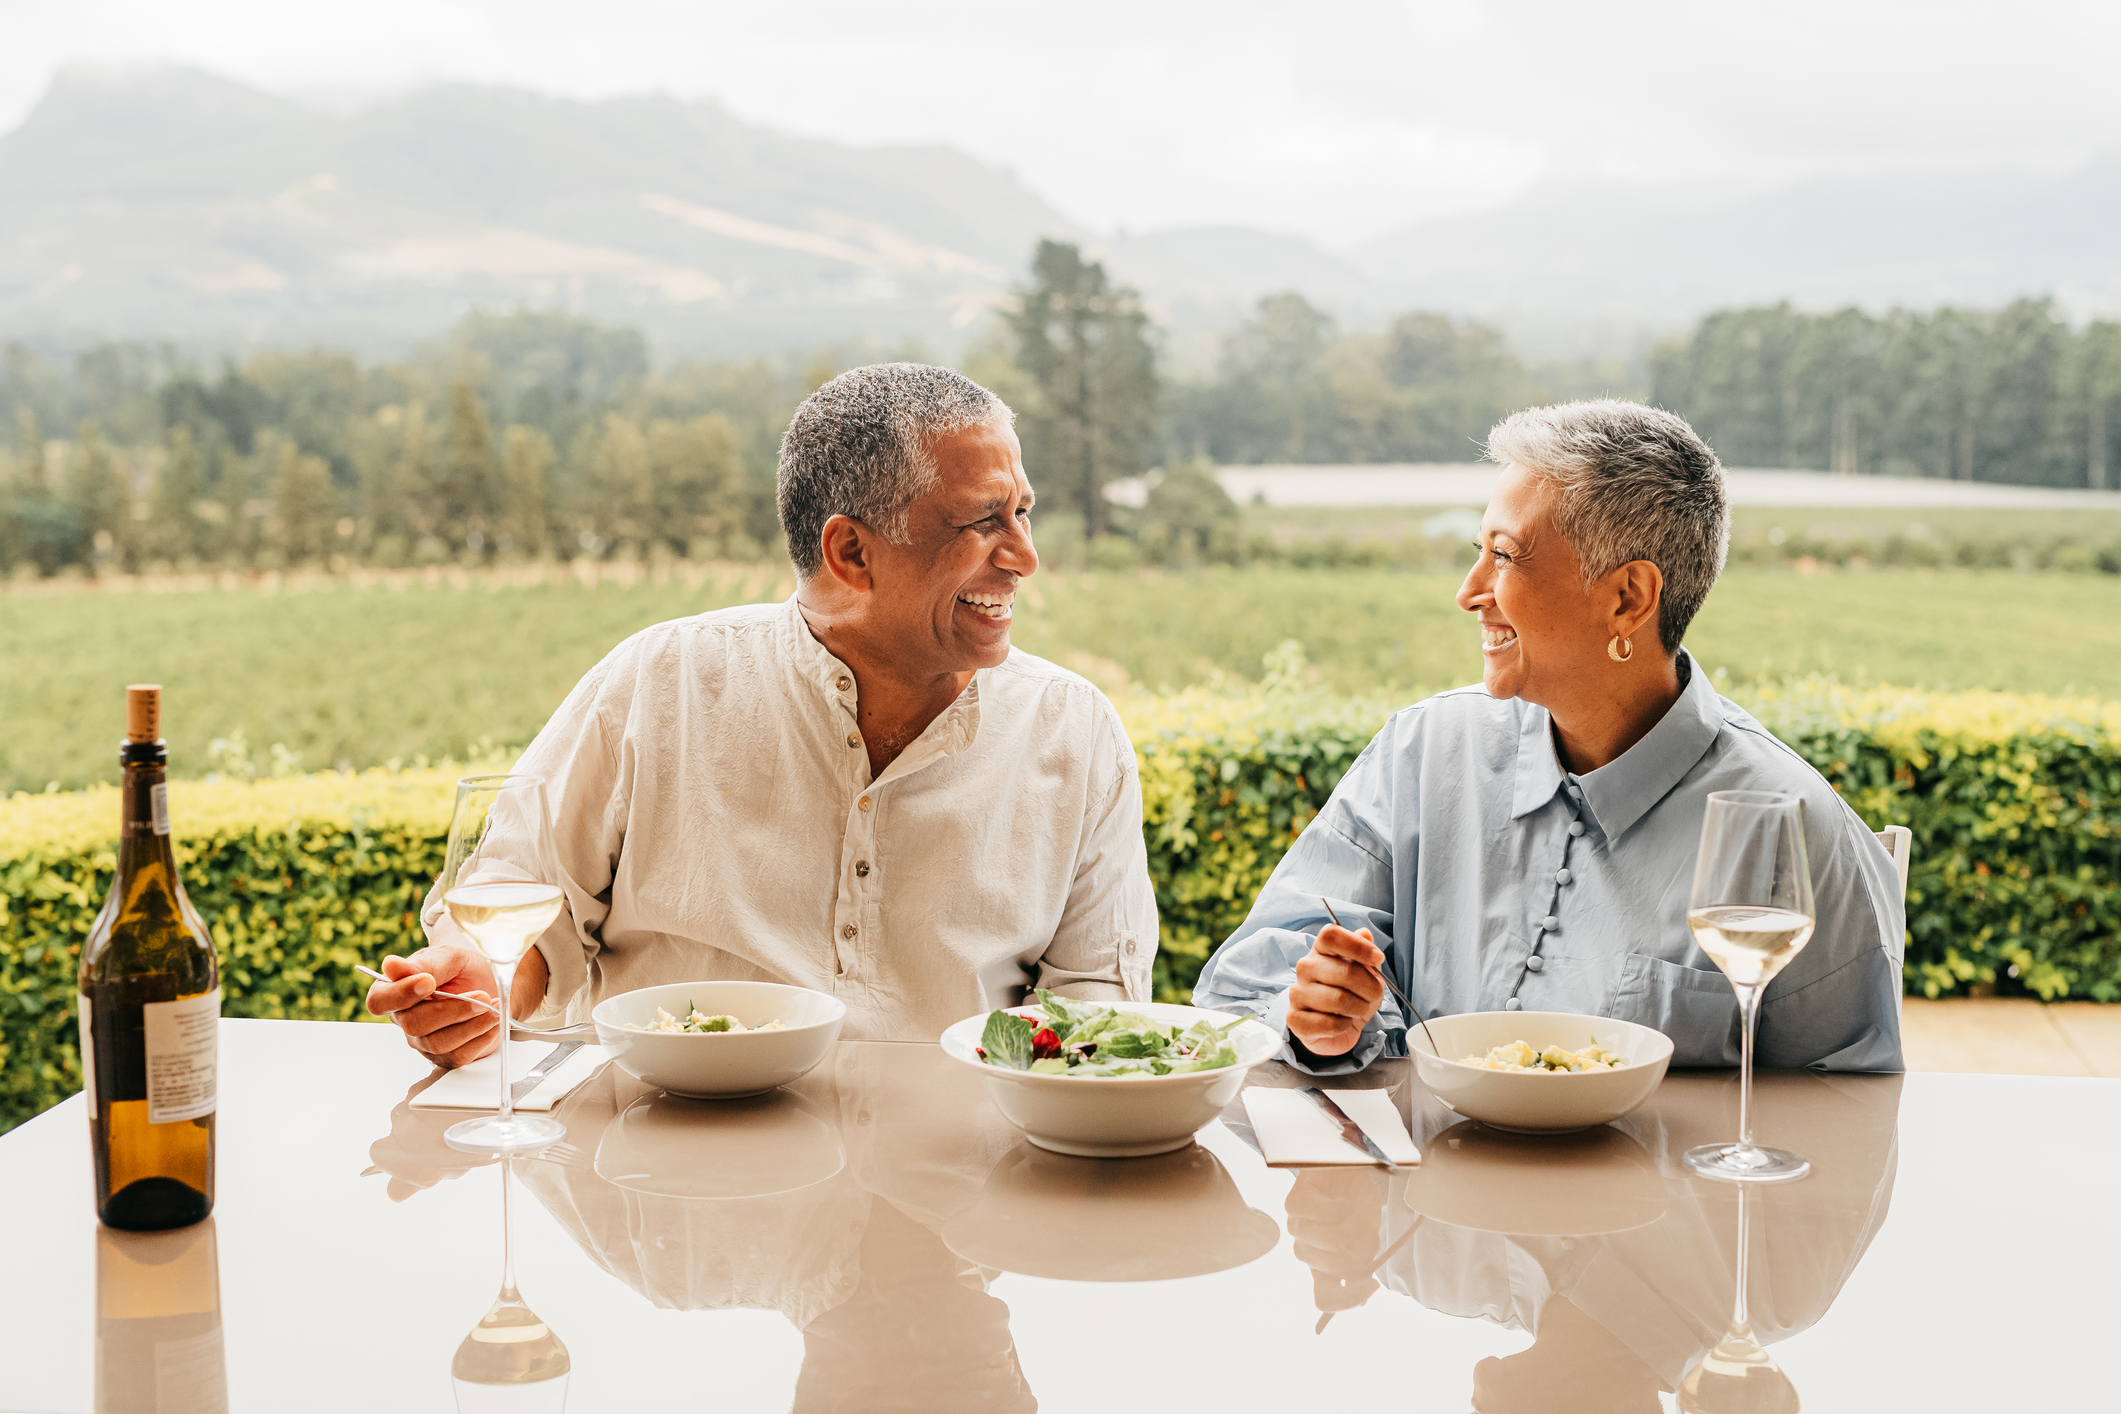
[4,1018,2117,1412]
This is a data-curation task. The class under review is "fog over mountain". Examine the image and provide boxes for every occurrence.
[2,65,2118,364]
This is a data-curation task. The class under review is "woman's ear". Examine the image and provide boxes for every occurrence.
[818,513,875,593]
[1611,559,1664,646]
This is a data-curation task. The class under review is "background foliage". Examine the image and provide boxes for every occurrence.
[9,674,2121,1132]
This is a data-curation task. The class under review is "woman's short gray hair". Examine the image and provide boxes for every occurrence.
[777,362,1012,579]
[1483,399,1729,652]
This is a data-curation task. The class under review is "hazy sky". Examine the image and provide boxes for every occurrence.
[2,0,2115,247]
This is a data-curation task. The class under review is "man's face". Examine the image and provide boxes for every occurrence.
[860,420,1038,677]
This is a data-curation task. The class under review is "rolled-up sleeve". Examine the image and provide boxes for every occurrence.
[1195,737,1408,1074]
[421,653,628,1027]
[1032,705,1159,1004]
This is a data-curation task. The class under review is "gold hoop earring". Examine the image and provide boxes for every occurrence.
[1608,635,1633,663]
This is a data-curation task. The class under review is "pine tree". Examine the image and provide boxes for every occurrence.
[498,425,555,556]
[150,426,209,563]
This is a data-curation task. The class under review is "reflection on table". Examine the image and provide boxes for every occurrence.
[95,1218,228,1414]
[1256,1068,1902,1413]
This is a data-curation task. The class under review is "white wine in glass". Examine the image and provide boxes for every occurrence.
[440,775,567,1156]
[1682,790,1816,1184]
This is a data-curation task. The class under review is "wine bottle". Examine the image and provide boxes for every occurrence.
[80,685,219,1231]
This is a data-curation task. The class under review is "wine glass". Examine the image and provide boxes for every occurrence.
[1682,790,1816,1184]
[451,1155,570,1413]
[440,774,568,1156]
[1678,1184,1801,1413]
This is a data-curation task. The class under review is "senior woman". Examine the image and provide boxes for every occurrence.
[1195,400,1904,1072]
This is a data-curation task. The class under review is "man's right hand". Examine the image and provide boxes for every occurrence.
[364,945,502,1069]
[1286,924,1386,1057]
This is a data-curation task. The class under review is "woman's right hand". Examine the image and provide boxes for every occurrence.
[1287,924,1386,1057]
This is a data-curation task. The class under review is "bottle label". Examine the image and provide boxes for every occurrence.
[151,784,170,836]
[143,988,219,1124]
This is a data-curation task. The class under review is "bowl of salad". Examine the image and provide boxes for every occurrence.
[1409,1011,1673,1134]
[593,981,846,1099]
[939,992,1282,1157]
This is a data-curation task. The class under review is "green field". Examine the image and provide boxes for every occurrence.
[6,563,2118,794]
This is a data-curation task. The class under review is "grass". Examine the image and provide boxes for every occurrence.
[7,562,2118,794]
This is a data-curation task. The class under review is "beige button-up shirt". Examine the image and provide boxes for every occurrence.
[433,596,1156,1041]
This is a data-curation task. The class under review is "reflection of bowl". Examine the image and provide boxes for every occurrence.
[593,981,845,1099]
[1409,1011,1673,1133]
[592,1090,845,1200]
[938,1003,1282,1157]
[1404,1119,1669,1236]
[942,1141,1278,1281]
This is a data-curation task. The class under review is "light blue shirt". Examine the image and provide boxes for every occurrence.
[1194,651,1905,1073]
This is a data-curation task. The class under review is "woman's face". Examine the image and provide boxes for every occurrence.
[1455,464,1611,708]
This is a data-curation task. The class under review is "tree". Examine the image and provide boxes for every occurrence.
[439,380,499,544]
[149,426,209,563]
[66,422,126,569]
[647,414,746,554]
[497,426,555,556]
[1006,240,1159,538]
[266,436,338,564]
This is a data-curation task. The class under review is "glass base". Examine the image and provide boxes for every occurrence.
[1683,1142,1810,1183]
[445,1114,566,1155]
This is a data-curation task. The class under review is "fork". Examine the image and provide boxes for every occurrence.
[354,964,600,1043]
[1319,897,1441,1056]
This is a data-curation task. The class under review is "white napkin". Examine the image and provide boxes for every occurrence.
[1242,1086,1422,1167]
[409,1043,610,1112]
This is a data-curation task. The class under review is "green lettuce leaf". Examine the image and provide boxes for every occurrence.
[980,1010,1036,1070]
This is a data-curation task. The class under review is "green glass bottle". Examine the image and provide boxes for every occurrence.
[79,685,218,1230]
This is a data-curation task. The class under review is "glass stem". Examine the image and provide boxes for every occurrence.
[498,1154,517,1297]
[494,957,518,1124]
[1730,1182,1753,1336]
[1736,981,1762,1152]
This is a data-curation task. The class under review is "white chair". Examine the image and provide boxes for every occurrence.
[1875,825,1912,900]
[1875,825,1913,1021]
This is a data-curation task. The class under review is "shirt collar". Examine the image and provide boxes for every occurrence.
[778,593,986,771]
[1510,649,1722,842]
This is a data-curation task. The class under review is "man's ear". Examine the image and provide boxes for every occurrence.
[818,513,876,593]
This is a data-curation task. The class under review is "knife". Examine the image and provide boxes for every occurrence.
[1297,1086,1402,1170]
[512,1042,585,1104]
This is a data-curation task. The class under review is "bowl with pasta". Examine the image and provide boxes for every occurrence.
[592,981,845,1099]
[1408,1011,1673,1133]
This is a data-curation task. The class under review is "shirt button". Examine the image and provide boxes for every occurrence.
[1505,997,1523,1011]
[1526,955,1545,973]
[841,924,857,940]
[1567,783,1582,797]
[1124,940,1137,955]
[1541,915,1559,931]
[836,675,852,691]
[847,733,860,748]
[1568,822,1585,837]
[858,796,872,812]
[855,861,870,878]
[1556,868,1572,884]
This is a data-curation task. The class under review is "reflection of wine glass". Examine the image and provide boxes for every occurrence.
[441,774,568,1156]
[1682,790,1816,1184]
[1679,1185,1800,1413]
[452,1155,571,1414]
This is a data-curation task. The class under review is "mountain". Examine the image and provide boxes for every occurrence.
[1352,163,2121,341]
[0,65,1391,362]
[0,66,1100,359]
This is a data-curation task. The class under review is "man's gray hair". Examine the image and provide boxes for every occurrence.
[777,362,1012,579]
[1483,399,1729,652]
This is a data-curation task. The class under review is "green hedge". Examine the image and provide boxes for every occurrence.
[8,678,2121,1131]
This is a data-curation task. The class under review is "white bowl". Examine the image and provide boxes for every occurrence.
[1409,1010,1673,1134]
[592,981,846,1099]
[938,1002,1282,1158]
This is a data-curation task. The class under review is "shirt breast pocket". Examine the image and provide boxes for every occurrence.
[1607,953,1741,1066]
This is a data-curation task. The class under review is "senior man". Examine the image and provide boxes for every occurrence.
[367,364,1157,1065]
[1195,400,1904,1073]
